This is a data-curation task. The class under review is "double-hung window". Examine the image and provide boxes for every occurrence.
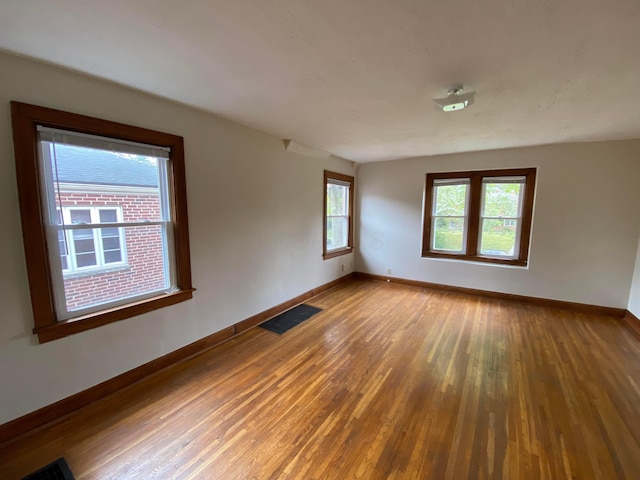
[423,168,536,266]
[11,102,194,342]
[430,178,470,253]
[323,171,354,259]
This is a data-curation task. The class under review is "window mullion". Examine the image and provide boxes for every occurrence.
[65,227,77,271]
[97,227,106,268]
[466,175,482,256]
[91,208,105,268]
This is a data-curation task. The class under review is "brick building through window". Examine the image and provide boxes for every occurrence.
[51,144,166,311]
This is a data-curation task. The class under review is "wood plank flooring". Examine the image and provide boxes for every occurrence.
[2,279,640,479]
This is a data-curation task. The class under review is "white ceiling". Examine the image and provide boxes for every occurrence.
[2,1,640,163]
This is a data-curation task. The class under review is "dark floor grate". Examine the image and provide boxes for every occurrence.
[22,458,75,480]
[260,304,322,334]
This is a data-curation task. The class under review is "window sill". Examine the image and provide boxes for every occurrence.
[422,251,527,267]
[323,247,353,260]
[33,288,195,343]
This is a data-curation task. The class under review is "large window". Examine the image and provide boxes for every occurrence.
[323,170,354,259]
[11,102,194,342]
[422,168,536,266]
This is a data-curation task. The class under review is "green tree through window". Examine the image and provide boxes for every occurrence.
[422,168,536,266]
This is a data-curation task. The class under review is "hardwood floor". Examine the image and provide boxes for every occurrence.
[2,279,640,479]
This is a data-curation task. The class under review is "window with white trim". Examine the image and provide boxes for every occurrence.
[57,206,126,273]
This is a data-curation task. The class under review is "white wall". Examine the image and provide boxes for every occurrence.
[0,52,355,424]
[628,236,640,317]
[356,141,640,308]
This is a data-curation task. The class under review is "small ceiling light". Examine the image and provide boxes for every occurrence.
[433,85,476,112]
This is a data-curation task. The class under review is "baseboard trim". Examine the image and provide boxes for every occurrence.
[0,272,354,446]
[623,311,640,339]
[355,272,627,318]
[235,273,354,333]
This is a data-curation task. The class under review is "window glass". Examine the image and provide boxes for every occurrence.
[323,171,354,259]
[39,129,175,319]
[431,180,468,252]
[481,182,522,218]
[479,179,524,257]
[326,183,349,250]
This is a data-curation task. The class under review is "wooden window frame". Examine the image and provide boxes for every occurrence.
[11,101,195,343]
[422,168,536,266]
[323,170,354,260]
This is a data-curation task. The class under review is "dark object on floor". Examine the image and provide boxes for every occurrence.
[22,457,75,480]
[260,304,322,334]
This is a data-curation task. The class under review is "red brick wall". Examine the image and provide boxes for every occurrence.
[58,191,166,311]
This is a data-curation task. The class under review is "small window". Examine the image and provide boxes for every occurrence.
[59,206,126,273]
[323,171,354,259]
[11,102,194,342]
[422,168,536,266]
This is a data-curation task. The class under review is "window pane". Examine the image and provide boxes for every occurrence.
[327,216,348,250]
[99,209,118,223]
[432,217,465,252]
[102,227,123,264]
[434,184,467,216]
[327,184,348,216]
[479,219,518,256]
[100,212,123,264]
[104,250,122,264]
[102,236,120,250]
[482,182,522,217]
[46,139,173,311]
[47,142,163,223]
[63,224,169,312]
[72,227,97,268]
[73,233,95,250]
[70,209,91,224]
[76,252,98,268]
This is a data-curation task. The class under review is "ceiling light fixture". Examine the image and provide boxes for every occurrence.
[433,85,475,112]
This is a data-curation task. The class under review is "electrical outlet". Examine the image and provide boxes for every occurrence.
[387,268,392,275]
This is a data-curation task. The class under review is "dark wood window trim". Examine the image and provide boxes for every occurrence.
[422,167,537,266]
[323,170,354,260]
[11,101,194,343]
